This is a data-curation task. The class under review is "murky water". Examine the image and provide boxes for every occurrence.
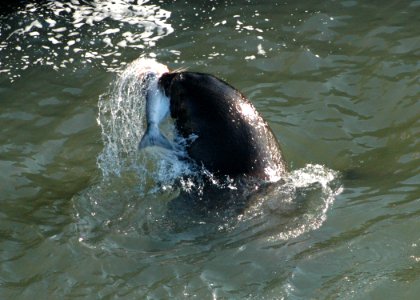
[1,0,419,299]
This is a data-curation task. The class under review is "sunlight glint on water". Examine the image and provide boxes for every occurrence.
[0,0,173,81]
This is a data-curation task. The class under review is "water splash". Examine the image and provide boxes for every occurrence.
[97,58,166,176]
[75,58,342,247]
[0,0,173,81]
[278,164,342,239]
[96,58,196,193]
[240,164,342,241]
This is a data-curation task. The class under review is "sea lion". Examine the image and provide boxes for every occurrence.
[140,71,286,181]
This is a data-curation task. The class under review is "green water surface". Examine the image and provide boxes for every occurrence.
[1,0,419,299]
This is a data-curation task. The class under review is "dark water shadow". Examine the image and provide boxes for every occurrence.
[161,176,338,241]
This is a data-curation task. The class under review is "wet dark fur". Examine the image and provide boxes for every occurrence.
[159,71,287,181]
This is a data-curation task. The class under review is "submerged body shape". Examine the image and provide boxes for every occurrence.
[152,71,287,181]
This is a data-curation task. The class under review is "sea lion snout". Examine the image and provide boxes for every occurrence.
[158,72,179,97]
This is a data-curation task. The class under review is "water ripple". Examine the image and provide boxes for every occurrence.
[0,0,173,82]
